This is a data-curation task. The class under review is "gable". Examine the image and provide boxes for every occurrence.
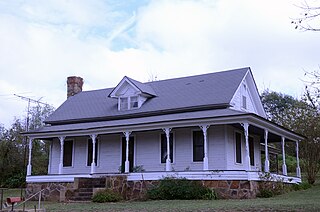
[230,69,266,118]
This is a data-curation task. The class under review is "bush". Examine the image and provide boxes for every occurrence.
[92,189,123,203]
[292,182,312,191]
[3,173,26,188]
[257,189,274,198]
[147,177,217,200]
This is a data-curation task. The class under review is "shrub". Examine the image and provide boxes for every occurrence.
[257,189,274,198]
[147,177,217,200]
[4,173,26,188]
[292,182,312,191]
[92,189,123,203]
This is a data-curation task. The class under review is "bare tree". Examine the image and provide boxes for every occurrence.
[292,0,320,31]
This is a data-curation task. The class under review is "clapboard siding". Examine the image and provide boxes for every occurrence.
[48,125,262,174]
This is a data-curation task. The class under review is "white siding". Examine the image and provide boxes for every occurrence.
[48,125,262,174]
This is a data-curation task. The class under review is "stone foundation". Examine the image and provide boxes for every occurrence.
[27,177,260,201]
[26,182,74,201]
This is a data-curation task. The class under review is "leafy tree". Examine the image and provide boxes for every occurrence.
[261,90,320,184]
[0,104,54,187]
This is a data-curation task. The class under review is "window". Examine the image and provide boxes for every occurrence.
[249,137,255,166]
[87,138,98,166]
[242,95,247,109]
[63,140,73,167]
[161,133,173,163]
[235,132,242,164]
[120,97,128,110]
[130,96,138,109]
[193,131,204,162]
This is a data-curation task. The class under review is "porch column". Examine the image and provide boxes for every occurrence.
[264,129,270,173]
[281,137,287,176]
[242,123,251,171]
[59,136,65,174]
[123,131,131,173]
[296,140,301,178]
[90,134,97,174]
[163,128,172,171]
[26,137,33,176]
[200,125,209,170]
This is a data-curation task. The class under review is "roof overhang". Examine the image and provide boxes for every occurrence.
[23,109,305,142]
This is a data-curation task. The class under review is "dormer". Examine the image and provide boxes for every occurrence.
[109,76,156,111]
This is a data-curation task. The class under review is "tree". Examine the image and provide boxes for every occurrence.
[261,90,320,184]
[0,104,54,187]
[292,0,320,31]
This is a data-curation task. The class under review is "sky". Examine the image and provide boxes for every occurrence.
[0,0,319,128]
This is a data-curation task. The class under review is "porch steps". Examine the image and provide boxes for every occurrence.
[70,178,106,201]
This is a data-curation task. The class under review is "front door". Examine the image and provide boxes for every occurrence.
[121,136,134,173]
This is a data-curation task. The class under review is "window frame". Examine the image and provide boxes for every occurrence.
[192,130,204,162]
[234,131,242,164]
[63,139,74,167]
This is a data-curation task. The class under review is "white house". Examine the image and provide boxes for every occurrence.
[24,67,303,200]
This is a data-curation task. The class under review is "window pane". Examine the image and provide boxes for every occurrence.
[63,140,73,167]
[120,97,128,110]
[130,96,138,109]
[161,133,173,163]
[235,132,242,163]
[87,139,98,166]
[193,131,204,162]
[249,137,254,166]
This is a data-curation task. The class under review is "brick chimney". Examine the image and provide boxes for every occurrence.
[67,76,83,98]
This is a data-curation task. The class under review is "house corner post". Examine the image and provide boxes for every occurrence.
[281,137,287,176]
[296,140,301,178]
[90,134,97,174]
[123,131,131,173]
[242,122,251,171]
[200,125,210,170]
[163,128,172,171]
[264,129,270,173]
[58,136,65,174]
[27,137,33,176]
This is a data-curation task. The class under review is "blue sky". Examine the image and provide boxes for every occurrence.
[0,0,319,128]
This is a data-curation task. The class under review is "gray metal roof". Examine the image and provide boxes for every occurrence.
[31,109,247,134]
[45,67,249,124]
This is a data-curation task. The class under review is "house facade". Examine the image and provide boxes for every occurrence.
[24,68,303,200]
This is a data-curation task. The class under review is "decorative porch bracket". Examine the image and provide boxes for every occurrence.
[26,137,33,176]
[296,140,301,178]
[90,134,97,174]
[58,136,65,174]
[199,125,210,170]
[264,129,270,173]
[241,122,251,171]
[281,137,287,176]
[123,131,131,173]
[163,128,172,171]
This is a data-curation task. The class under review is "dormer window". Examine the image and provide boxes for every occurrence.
[130,96,138,109]
[109,76,157,111]
[120,97,129,110]
[119,96,139,111]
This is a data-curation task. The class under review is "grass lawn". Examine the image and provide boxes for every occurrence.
[15,183,319,212]
[3,181,320,211]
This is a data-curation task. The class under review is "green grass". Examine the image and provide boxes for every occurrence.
[2,181,320,211]
[21,183,320,211]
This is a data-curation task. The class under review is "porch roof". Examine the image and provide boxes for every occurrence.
[23,108,305,141]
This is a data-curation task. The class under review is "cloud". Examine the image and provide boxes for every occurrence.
[0,0,319,128]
